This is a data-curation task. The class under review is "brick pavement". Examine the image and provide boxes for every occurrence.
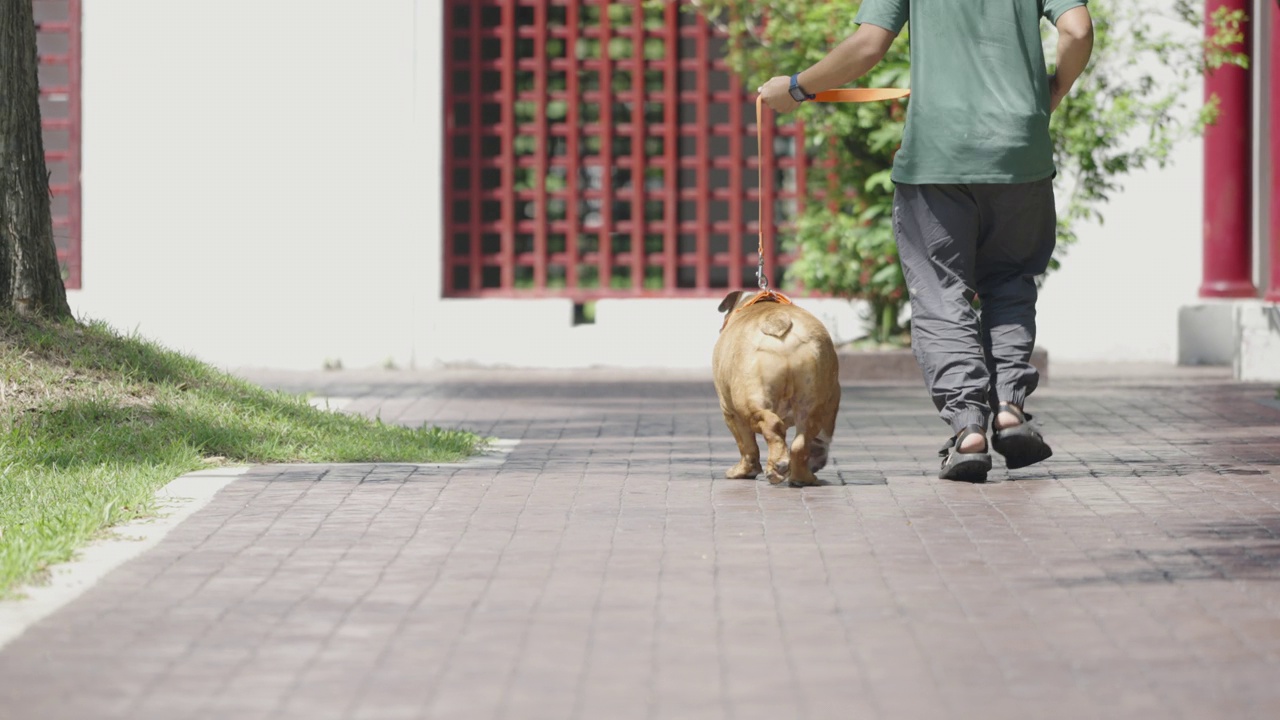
[1,367,1279,719]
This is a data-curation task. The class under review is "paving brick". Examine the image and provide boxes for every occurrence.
[2,369,1280,718]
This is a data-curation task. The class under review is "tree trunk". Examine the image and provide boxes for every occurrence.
[0,0,71,318]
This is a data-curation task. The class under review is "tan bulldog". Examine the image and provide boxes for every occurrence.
[712,290,841,486]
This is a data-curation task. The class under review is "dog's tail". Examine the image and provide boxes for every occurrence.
[760,314,793,339]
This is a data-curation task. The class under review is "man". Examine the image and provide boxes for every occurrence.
[760,0,1093,481]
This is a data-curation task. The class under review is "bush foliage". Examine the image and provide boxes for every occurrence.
[685,0,1249,342]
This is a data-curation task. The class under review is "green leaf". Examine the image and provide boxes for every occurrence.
[864,169,894,194]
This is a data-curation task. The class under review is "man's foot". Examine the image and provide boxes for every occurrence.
[958,429,987,453]
[939,424,992,482]
[992,402,1053,470]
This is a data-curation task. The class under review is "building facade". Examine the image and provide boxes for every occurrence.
[42,0,1280,372]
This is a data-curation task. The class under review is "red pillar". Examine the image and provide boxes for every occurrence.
[1268,2,1280,303]
[1201,0,1255,298]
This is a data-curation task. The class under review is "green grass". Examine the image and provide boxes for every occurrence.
[0,314,484,596]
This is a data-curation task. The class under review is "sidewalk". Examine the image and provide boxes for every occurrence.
[1,366,1278,719]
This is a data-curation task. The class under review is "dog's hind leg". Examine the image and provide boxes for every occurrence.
[789,400,838,486]
[788,420,819,487]
[806,409,837,474]
[756,411,790,485]
[806,431,830,474]
[723,412,762,479]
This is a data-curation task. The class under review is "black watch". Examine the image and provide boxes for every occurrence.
[789,74,815,102]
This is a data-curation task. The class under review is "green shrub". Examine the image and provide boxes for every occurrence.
[685,0,1248,342]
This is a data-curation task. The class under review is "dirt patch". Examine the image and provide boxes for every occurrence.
[1,318,159,424]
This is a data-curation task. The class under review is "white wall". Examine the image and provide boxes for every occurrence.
[66,0,866,370]
[1036,132,1204,363]
[425,298,867,369]
[70,0,434,370]
[67,1,1220,370]
[1038,0,1277,364]
[1035,7,1208,364]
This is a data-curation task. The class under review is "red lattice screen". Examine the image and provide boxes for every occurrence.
[34,0,82,289]
[443,0,810,300]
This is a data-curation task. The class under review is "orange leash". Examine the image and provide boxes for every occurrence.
[811,88,912,103]
[750,86,910,306]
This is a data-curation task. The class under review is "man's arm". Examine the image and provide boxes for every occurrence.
[1049,6,1093,112]
[759,23,899,114]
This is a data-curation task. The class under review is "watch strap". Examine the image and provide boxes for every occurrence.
[790,73,815,101]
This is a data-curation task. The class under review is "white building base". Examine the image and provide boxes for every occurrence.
[1178,301,1280,381]
[1178,303,1238,366]
[424,297,868,370]
[1236,302,1280,382]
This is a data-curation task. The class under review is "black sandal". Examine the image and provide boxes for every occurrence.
[992,402,1053,470]
[938,424,992,482]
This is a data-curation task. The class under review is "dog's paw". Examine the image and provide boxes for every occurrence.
[726,462,761,479]
[766,467,788,485]
[808,452,829,473]
[788,471,820,487]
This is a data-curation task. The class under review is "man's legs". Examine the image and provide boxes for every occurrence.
[893,184,991,436]
[973,178,1056,412]
[894,179,1056,476]
[972,178,1057,467]
[977,271,1041,412]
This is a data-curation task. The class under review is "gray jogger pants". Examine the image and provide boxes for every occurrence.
[892,178,1057,433]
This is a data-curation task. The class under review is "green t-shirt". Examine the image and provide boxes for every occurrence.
[854,0,1087,184]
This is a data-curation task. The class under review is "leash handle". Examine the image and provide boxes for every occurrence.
[812,88,911,103]
[753,87,910,292]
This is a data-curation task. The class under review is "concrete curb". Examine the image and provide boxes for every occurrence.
[838,347,1050,384]
[255,438,521,470]
[0,466,249,652]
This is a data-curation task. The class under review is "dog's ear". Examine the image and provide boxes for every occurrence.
[718,290,746,314]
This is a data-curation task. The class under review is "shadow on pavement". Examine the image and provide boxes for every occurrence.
[1049,518,1280,586]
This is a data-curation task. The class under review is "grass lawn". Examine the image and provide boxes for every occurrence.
[0,314,484,596]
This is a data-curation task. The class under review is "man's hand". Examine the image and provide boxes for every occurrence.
[752,23,896,113]
[759,76,800,114]
[758,23,898,115]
